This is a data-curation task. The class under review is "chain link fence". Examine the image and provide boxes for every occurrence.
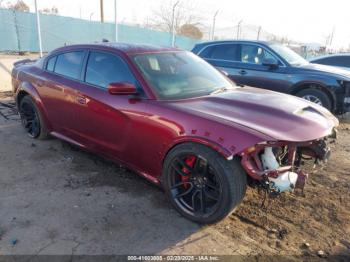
[0,8,199,53]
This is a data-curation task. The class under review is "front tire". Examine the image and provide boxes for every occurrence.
[162,143,247,224]
[296,88,332,111]
[19,95,49,139]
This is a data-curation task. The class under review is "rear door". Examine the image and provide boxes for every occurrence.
[40,50,86,138]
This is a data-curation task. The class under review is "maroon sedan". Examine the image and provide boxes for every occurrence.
[12,43,338,223]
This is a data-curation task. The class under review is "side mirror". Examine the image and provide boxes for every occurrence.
[107,82,137,95]
[262,58,279,69]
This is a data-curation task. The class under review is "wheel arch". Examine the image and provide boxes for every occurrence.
[16,82,53,131]
[162,137,233,166]
[289,81,336,111]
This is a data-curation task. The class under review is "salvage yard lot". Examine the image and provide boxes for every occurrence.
[0,54,350,258]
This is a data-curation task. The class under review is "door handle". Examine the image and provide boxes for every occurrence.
[238,70,247,75]
[76,96,87,105]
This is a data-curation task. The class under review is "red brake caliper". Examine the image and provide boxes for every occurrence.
[182,155,196,189]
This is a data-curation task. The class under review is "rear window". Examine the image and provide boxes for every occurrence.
[54,51,84,80]
[46,56,57,71]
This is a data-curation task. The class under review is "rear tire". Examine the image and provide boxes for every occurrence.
[162,143,247,224]
[296,88,332,111]
[19,95,49,139]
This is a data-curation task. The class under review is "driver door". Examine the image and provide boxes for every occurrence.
[234,44,290,92]
[68,50,144,157]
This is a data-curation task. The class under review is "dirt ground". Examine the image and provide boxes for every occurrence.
[0,54,39,92]
[0,54,350,260]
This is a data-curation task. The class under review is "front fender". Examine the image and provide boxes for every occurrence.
[163,123,274,163]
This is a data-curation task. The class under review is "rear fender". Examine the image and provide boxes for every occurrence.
[16,82,53,131]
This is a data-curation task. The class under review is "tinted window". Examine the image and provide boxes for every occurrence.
[54,51,84,79]
[314,56,350,67]
[200,44,238,61]
[85,51,136,89]
[240,44,275,64]
[198,46,214,58]
[46,56,57,71]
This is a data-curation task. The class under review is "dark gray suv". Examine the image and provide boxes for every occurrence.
[192,40,350,114]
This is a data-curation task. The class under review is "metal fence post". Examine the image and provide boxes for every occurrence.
[211,10,219,40]
[171,1,179,47]
[114,0,118,42]
[34,0,43,57]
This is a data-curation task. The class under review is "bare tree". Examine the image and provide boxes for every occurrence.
[7,0,29,12]
[149,0,203,35]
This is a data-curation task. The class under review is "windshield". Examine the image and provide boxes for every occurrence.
[132,51,234,99]
[269,44,308,66]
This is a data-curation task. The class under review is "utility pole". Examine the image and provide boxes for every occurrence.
[236,20,243,39]
[171,1,180,47]
[90,12,94,21]
[211,10,219,40]
[257,26,261,40]
[34,0,43,57]
[114,0,118,42]
[100,0,104,22]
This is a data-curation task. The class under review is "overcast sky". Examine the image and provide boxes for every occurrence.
[8,0,350,49]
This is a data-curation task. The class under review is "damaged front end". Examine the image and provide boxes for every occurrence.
[240,131,336,194]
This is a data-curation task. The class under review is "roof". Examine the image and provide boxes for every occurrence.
[51,42,181,55]
[193,40,272,47]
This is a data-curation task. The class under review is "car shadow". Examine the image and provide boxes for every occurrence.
[56,141,204,254]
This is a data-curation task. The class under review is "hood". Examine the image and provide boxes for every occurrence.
[297,63,350,80]
[166,87,339,142]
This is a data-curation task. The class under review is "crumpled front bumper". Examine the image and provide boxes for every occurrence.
[239,135,334,193]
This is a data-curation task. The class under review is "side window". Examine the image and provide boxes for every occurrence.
[312,58,328,65]
[85,51,137,89]
[54,51,84,80]
[338,57,350,67]
[317,56,350,67]
[201,44,238,61]
[315,57,337,66]
[240,45,275,64]
[46,56,57,71]
[198,46,214,58]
